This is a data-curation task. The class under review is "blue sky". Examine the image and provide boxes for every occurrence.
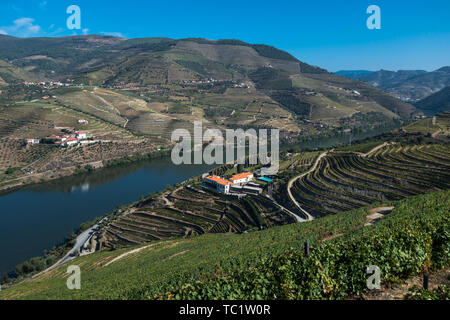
[0,0,449,71]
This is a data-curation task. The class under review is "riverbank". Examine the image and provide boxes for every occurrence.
[1,216,102,286]
[0,146,172,195]
[0,156,215,277]
[0,122,403,195]
[0,125,406,279]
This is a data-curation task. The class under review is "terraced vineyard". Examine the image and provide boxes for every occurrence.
[1,189,448,300]
[0,99,171,189]
[290,143,450,218]
[102,185,294,248]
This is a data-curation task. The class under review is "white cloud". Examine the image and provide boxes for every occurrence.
[0,30,7,35]
[14,17,34,27]
[100,32,125,38]
[82,28,89,35]
[0,17,42,37]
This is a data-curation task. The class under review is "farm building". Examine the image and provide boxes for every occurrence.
[75,131,87,140]
[204,175,232,194]
[25,139,40,144]
[242,185,263,195]
[229,172,254,185]
[65,138,78,146]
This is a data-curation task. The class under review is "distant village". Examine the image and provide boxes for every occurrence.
[23,80,87,88]
[181,78,251,89]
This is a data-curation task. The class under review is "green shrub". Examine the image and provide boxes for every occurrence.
[406,285,449,300]
[152,192,449,300]
[5,167,21,175]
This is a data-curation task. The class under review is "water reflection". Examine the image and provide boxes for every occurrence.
[0,158,214,275]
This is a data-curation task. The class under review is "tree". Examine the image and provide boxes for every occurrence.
[1,273,9,284]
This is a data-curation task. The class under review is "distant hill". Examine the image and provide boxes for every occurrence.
[0,57,41,84]
[414,86,450,116]
[0,35,420,137]
[336,67,450,101]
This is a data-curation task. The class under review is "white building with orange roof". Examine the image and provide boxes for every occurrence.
[75,131,87,140]
[25,139,40,145]
[65,138,78,146]
[204,175,232,194]
[229,172,254,185]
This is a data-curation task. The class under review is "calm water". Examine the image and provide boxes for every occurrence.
[0,125,397,275]
[0,158,213,275]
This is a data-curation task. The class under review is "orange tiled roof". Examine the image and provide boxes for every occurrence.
[206,175,231,186]
[230,172,253,181]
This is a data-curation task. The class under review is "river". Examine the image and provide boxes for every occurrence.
[0,159,214,275]
[0,124,398,276]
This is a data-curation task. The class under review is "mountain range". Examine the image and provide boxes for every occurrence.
[336,67,450,102]
[0,35,421,141]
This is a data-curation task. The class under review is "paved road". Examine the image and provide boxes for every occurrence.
[32,223,99,278]
[59,224,99,265]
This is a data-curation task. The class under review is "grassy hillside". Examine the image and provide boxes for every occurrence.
[403,111,450,135]
[0,189,447,300]
[0,58,40,85]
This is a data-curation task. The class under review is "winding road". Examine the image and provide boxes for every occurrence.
[31,223,100,278]
[287,151,328,221]
[286,142,389,222]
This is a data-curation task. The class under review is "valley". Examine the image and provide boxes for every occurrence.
[0,35,448,301]
[0,35,423,191]
[336,68,450,102]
